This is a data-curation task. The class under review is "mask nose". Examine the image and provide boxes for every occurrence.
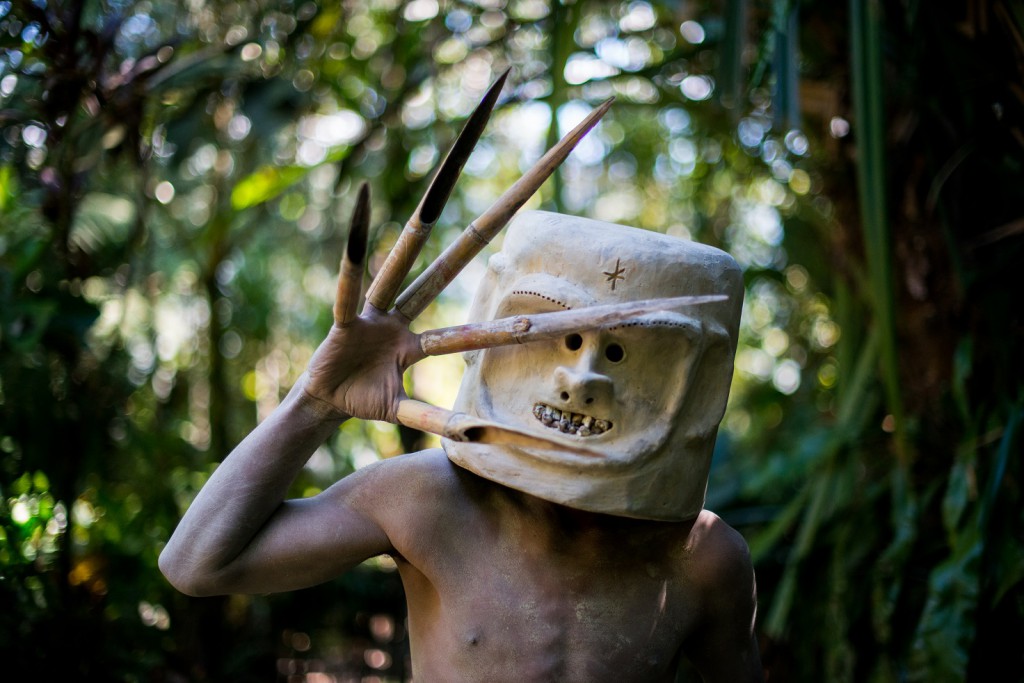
[554,364,614,410]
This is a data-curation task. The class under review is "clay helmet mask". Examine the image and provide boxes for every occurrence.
[443,210,744,521]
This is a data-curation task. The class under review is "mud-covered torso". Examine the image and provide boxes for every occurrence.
[384,450,705,682]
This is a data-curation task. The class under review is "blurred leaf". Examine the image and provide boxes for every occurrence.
[908,524,981,680]
[161,87,212,161]
[231,164,309,211]
[241,78,313,140]
[764,464,835,637]
[2,298,57,352]
[69,193,136,256]
[231,147,351,211]
[941,441,975,540]
[717,0,749,111]
[310,6,343,39]
[850,0,906,456]
[0,235,48,282]
[0,164,13,212]
[748,484,810,563]
[978,406,1019,532]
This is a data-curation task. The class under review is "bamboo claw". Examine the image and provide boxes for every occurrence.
[362,70,509,312]
[363,216,432,312]
[393,97,615,321]
[334,183,371,326]
[417,294,727,356]
[395,399,466,441]
[417,67,510,225]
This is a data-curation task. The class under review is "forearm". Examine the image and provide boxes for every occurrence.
[159,375,346,595]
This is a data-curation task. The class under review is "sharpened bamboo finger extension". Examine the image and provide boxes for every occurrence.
[334,183,371,326]
[417,294,728,356]
[393,97,615,321]
[362,70,509,312]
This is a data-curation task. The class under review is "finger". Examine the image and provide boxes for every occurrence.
[393,97,615,321]
[333,182,371,326]
[395,399,604,456]
[416,294,728,356]
[362,69,510,313]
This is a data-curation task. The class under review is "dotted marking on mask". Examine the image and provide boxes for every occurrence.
[607,319,693,331]
[510,290,572,310]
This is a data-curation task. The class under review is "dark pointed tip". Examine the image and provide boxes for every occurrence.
[493,66,513,91]
[555,96,615,149]
[416,68,510,225]
[580,97,615,129]
[346,182,370,265]
[536,97,615,170]
[472,68,511,121]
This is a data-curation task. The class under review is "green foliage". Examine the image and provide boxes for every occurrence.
[1,0,1022,680]
[705,1,1024,680]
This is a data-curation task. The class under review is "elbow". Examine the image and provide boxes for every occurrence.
[158,548,199,596]
[158,547,222,598]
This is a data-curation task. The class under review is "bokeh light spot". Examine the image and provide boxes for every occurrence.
[679,20,705,44]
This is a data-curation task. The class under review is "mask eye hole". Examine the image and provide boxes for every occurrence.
[604,343,625,363]
[565,333,583,351]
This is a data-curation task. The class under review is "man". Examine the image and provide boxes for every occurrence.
[159,82,762,682]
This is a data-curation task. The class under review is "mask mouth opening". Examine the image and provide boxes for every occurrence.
[532,402,612,437]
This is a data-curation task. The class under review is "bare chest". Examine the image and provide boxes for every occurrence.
[399,535,696,682]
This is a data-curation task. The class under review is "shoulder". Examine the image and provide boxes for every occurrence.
[362,446,458,482]
[678,509,757,627]
[332,448,483,555]
[336,447,465,513]
[678,511,763,681]
[683,509,754,587]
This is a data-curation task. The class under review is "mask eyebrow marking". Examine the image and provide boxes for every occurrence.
[607,313,702,340]
[608,320,691,330]
[509,290,572,310]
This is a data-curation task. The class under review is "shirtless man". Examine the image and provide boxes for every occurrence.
[159,85,762,682]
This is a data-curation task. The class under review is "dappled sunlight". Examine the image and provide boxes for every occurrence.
[3,0,1018,678]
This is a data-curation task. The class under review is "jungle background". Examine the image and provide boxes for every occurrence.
[1,0,1022,680]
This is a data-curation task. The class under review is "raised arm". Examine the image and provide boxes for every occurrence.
[158,182,416,596]
[158,68,514,597]
[159,75,617,597]
[157,379,391,596]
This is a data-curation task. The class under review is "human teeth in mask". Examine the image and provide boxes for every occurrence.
[444,210,744,521]
[532,403,611,437]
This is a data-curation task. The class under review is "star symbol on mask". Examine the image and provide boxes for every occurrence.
[603,258,626,291]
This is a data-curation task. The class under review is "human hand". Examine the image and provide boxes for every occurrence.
[300,69,612,429]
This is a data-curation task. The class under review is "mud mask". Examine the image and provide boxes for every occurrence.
[444,211,743,520]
